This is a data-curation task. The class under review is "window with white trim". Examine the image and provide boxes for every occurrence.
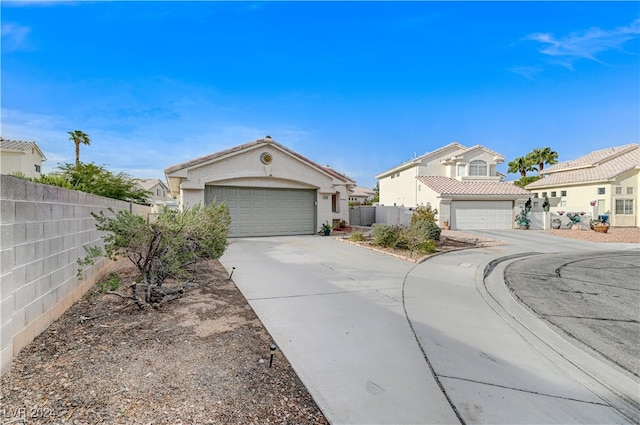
[561,190,567,197]
[597,187,605,195]
[627,187,634,195]
[550,191,556,197]
[615,187,623,195]
[469,160,487,176]
[615,199,634,215]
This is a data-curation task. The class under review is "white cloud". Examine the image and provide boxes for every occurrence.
[526,18,640,66]
[508,66,544,80]
[1,23,31,51]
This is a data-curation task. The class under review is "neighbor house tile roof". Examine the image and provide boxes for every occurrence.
[350,186,376,197]
[416,176,531,196]
[164,137,355,184]
[442,144,504,162]
[526,144,639,189]
[376,142,505,178]
[375,142,466,178]
[136,178,168,191]
[0,137,47,159]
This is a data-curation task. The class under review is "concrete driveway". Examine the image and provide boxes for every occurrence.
[219,232,639,424]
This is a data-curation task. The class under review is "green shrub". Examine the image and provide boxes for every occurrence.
[413,219,441,242]
[79,202,231,307]
[97,272,122,293]
[398,220,438,256]
[371,223,401,248]
[350,231,365,242]
[411,205,438,224]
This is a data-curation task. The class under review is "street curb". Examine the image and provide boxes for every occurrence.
[477,253,640,424]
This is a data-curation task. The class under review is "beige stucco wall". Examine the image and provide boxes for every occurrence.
[528,168,639,227]
[1,149,45,180]
[378,166,419,207]
[173,144,350,228]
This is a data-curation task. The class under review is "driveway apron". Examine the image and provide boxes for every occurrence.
[220,236,459,424]
[220,232,639,424]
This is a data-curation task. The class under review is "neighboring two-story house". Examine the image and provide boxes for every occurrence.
[135,178,178,212]
[0,138,47,179]
[526,144,639,228]
[375,142,530,229]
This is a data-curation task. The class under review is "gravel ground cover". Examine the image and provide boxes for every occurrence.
[544,227,640,244]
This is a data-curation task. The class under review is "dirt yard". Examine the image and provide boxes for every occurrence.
[0,260,328,425]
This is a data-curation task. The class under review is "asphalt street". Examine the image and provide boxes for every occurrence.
[504,251,640,378]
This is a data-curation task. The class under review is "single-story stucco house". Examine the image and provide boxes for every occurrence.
[526,143,639,227]
[164,136,355,237]
[348,186,376,204]
[375,142,531,229]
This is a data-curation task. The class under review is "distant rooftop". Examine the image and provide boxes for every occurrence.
[0,137,47,160]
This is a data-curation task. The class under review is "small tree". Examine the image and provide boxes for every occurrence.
[371,182,380,203]
[514,175,541,188]
[58,162,150,203]
[80,203,231,307]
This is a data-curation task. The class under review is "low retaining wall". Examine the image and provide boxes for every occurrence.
[0,176,151,375]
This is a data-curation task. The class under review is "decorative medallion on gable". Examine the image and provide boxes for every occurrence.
[260,152,273,165]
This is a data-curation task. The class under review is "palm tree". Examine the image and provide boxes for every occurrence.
[68,130,91,165]
[527,147,558,173]
[507,156,536,177]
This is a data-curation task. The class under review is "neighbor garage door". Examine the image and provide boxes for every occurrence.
[451,200,513,230]
[206,186,316,237]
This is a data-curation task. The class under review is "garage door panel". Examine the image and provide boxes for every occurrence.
[452,201,513,230]
[206,186,316,237]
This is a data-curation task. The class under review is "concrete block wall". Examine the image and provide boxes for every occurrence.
[0,175,151,375]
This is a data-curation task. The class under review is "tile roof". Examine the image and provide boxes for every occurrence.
[350,186,376,197]
[0,137,47,160]
[164,137,355,184]
[376,142,505,178]
[442,144,504,162]
[526,144,639,189]
[136,178,168,191]
[375,142,466,177]
[416,176,531,196]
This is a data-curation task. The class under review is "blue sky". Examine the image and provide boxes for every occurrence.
[1,1,638,189]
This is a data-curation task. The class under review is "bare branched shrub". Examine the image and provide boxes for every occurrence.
[79,203,231,308]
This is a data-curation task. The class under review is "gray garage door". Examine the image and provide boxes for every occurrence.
[451,200,513,230]
[206,186,316,237]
